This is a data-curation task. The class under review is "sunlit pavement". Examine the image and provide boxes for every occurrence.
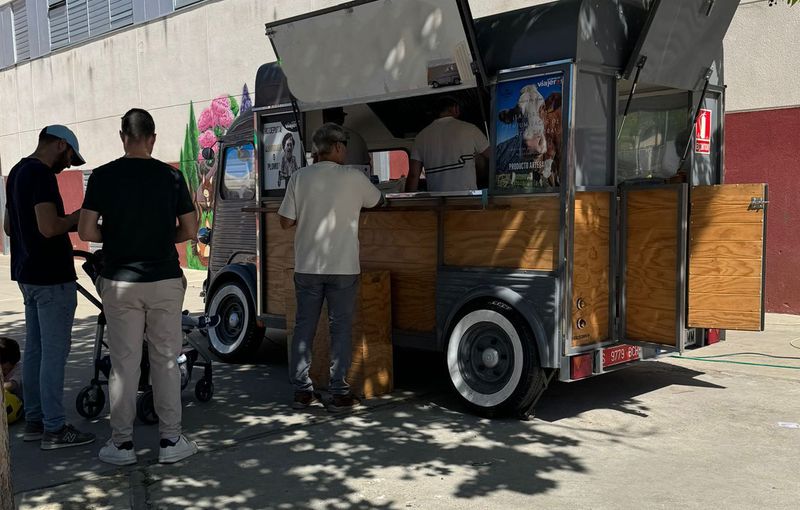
[2,255,799,510]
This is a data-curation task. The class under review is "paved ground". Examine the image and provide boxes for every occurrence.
[2,255,799,509]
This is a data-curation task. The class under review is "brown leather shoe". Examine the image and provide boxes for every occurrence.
[292,391,320,410]
[328,393,362,413]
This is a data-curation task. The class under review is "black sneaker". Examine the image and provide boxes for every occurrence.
[23,421,44,442]
[291,391,321,410]
[40,424,96,450]
[328,393,362,413]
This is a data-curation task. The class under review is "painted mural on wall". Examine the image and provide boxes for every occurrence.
[179,84,252,269]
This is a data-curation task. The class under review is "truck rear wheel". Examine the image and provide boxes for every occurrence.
[207,279,264,362]
[446,300,544,417]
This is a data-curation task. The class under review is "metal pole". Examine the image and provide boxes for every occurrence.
[617,56,647,140]
[678,68,714,172]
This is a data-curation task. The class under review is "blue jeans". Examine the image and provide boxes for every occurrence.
[19,282,77,432]
[290,273,359,395]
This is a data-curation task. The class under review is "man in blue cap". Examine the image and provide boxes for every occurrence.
[3,125,96,450]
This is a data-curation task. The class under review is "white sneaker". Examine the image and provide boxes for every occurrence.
[158,435,198,464]
[98,440,137,466]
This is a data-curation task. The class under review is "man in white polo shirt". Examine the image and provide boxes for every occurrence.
[278,123,383,412]
[406,96,491,192]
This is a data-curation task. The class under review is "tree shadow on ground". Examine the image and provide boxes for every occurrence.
[9,310,726,509]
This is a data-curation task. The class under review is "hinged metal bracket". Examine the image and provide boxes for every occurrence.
[748,197,768,211]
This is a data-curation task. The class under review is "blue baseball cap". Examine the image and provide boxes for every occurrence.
[44,124,85,166]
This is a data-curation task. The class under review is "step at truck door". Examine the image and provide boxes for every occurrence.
[688,183,767,331]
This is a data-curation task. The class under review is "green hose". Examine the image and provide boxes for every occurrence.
[670,355,800,370]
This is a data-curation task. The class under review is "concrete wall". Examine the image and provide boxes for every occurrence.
[724,2,800,112]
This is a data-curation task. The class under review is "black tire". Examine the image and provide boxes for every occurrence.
[431,81,439,88]
[445,300,545,418]
[136,390,159,425]
[206,279,264,362]
[453,78,461,85]
[76,384,105,419]
[195,378,214,402]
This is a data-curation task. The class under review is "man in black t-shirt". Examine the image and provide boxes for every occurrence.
[4,125,96,450]
[79,109,199,466]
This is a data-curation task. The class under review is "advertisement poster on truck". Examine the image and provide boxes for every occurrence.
[263,119,303,190]
[495,72,564,191]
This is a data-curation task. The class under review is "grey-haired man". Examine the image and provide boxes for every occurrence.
[4,125,96,449]
[278,123,382,412]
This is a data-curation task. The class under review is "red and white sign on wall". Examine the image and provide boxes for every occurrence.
[695,108,712,155]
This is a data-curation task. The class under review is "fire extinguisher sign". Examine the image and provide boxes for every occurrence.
[695,109,712,155]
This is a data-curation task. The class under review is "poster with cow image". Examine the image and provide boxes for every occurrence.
[263,119,303,190]
[495,72,563,191]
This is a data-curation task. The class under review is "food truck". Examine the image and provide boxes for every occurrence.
[201,0,766,417]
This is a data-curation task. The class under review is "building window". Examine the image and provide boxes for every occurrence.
[12,0,31,62]
[48,0,134,51]
[174,0,203,10]
[48,1,70,50]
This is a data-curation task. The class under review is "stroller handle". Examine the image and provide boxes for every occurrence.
[73,249,95,262]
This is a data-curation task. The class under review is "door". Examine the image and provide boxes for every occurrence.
[687,183,767,331]
[208,140,258,279]
[620,184,688,350]
[265,0,485,109]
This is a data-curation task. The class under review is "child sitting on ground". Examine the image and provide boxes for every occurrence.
[1,336,23,424]
[0,337,22,397]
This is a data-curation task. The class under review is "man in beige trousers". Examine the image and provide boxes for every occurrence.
[79,108,199,465]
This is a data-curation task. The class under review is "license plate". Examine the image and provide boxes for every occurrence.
[603,344,641,368]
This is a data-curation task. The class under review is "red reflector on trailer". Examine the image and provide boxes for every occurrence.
[707,328,721,345]
[570,353,593,380]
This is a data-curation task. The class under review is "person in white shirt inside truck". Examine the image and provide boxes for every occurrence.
[406,96,491,192]
[278,123,383,412]
[322,107,373,177]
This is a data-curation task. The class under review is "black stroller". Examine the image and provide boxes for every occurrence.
[73,250,216,424]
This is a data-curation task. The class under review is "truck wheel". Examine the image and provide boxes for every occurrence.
[207,279,264,362]
[446,300,544,417]
[431,81,439,88]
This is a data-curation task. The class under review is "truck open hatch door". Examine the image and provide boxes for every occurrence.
[622,0,740,90]
[687,184,767,331]
[265,0,485,110]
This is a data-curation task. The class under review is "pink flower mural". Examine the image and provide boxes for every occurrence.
[198,130,217,149]
[178,84,253,269]
[197,109,215,133]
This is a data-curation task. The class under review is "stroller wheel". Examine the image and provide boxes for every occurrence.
[136,390,159,425]
[76,384,106,419]
[195,378,214,402]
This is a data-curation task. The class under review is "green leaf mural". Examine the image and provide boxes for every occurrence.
[229,95,240,118]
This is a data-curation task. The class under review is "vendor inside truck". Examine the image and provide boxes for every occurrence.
[406,95,491,192]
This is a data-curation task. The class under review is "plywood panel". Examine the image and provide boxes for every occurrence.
[359,210,438,332]
[689,257,762,277]
[690,223,764,243]
[265,213,296,315]
[624,187,680,345]
[689,275,761,296]
[265,208,439,333]
[444,196,561,271]
[285,270,393,398]
[689,241,763,259]
[572,192,610,347]
[688,184,765,331]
